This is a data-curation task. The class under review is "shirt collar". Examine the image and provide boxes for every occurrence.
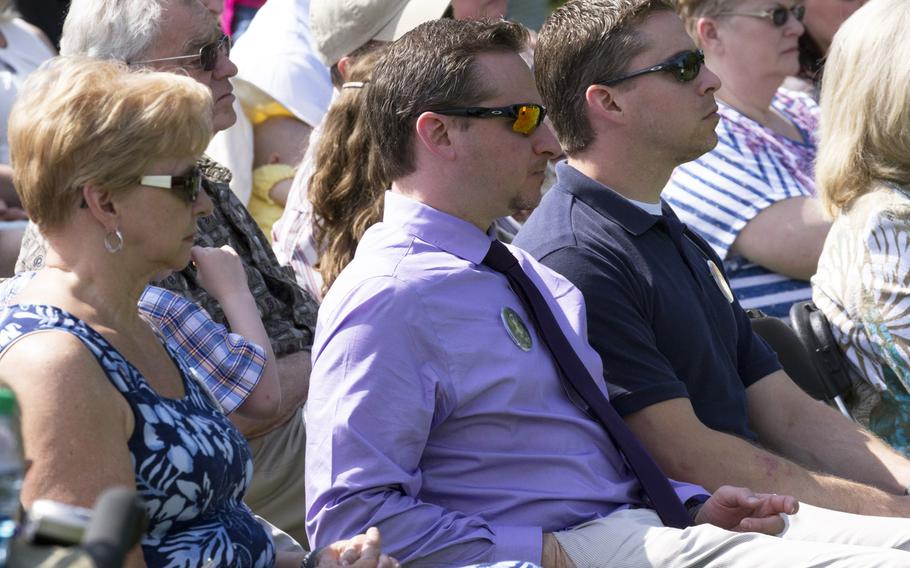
[553,161,674,236]
[382,191,494,265]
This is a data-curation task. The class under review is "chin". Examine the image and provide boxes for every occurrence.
[213,106,237,133]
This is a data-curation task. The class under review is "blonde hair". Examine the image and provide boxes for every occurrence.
[9,56,213,231]
[816,0,910,216]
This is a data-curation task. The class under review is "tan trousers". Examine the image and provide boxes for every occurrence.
[553,504,910,567]
[244,406,309,549]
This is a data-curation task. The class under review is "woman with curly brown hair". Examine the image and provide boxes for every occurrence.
[309,47,389,297]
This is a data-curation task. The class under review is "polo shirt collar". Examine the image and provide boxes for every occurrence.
[554,161,672,237]
[382,191,494,265]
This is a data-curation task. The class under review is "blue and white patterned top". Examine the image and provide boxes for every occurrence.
[0,304,275,567]
[664,88,819,318]
[0,272,265,414]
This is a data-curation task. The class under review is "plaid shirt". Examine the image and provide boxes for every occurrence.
[15,156,318,357]
[0,273,265,414]
[139,286,265,414]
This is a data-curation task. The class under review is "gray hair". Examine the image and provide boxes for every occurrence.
[60,0,169,61]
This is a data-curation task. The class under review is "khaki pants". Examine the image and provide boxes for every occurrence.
[554,504,910,567]
[244,405,309,549]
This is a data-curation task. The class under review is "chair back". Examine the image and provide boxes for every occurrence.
[747,309,830,400]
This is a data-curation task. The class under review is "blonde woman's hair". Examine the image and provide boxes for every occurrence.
[310,46,388,296]
[816,0,910,217]
[9,56,213,231]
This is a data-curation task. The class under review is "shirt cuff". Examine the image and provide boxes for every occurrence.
[670,478,710,506]
[491,524,542,564]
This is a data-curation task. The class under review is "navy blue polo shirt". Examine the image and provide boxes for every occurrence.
[513,162,781,441]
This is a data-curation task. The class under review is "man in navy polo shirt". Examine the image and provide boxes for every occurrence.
[515,0,910,518]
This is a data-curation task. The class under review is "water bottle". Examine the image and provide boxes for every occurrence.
[0,388,23,568]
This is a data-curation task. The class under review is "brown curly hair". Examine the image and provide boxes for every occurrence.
[310,45,389,296]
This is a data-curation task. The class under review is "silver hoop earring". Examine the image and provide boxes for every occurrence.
[104,229,124,253]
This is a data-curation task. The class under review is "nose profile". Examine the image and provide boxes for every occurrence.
[785,8,806,36]
[194,186,215,218]
[534,122,562,159]
[215,49,238,80]
[699,64,722,95]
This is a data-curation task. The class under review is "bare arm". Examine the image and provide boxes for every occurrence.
[747,370,910,495]
[730,197,831,280]
[541,534,576,568]
[0,332,146,567]
[624,396,910,517]
[230,350,311,439]
[192,245,280,419]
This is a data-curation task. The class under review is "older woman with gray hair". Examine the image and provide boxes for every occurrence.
[664,0,830,318]
[812,0,910,455]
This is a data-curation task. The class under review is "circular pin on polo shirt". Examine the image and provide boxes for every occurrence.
[707,260,735,304]
[501,307,532,351]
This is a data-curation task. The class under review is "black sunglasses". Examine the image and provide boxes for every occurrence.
[429,103,548,136]
[131,34,231,72]
[139,166,203,203]
[722,3,806,26]
[601,49,704,86]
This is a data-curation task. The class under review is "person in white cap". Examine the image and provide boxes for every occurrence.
[271,0,450,301]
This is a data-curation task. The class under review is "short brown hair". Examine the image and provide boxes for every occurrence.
[365,18,529,180]
[9,56,213,231]
[535,0,674,155]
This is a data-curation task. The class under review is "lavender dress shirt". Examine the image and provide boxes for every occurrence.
[305,192,706,566]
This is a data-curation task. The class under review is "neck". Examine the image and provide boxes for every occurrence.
[35,237,153,329]
[392,177,496,232]
[712,64,781,126]
[568,145,673,204]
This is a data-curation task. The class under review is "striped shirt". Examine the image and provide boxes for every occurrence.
[663,88,819,318]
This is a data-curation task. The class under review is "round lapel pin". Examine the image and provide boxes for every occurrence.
[501,307,532,351]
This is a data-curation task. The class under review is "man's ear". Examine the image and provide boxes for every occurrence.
[695,18,721,54]
[81,183,121,233]
[585,83,625,127]
[414,112,457,162]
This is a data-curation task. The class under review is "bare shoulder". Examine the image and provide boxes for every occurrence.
[0,329,123,404]
[0,330,136,507]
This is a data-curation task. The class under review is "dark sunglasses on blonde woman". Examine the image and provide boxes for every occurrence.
[139,166,203,203]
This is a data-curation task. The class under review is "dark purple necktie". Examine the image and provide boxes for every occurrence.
[483,240,692,529]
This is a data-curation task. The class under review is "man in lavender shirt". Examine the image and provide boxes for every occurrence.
[304,17,910,568]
